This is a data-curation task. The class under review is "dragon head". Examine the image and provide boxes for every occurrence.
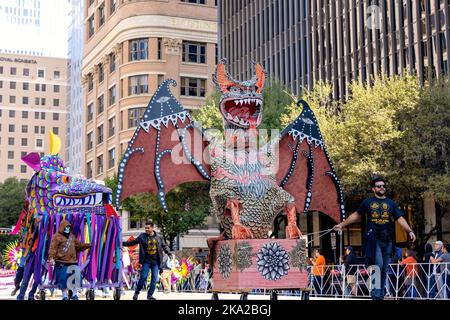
[213,59,266,129]
[22,132,112,215]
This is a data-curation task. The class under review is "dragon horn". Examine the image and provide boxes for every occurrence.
[255,63,266,93]
[49,130,61,155]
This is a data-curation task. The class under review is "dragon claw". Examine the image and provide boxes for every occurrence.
[232,223,254,239]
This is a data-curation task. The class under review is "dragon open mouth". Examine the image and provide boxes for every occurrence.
[220,97,263,128]
[53,193,112,207]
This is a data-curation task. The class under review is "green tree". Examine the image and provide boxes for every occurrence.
[0,177,27,228]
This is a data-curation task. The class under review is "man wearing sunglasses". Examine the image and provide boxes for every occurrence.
[334,176,416,300]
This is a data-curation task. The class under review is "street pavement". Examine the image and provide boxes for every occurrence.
[0,288,344,300]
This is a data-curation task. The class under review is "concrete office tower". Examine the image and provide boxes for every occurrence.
[66,0,85,175]
[218,0,450,99]
[0,53,68,182]
[0,0,69,57]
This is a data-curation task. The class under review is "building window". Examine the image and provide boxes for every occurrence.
[98,63,104,82]
[87,161,93,179]
[110,0,117,14]
[7,165,14,173]
[10,81,16,89]
[22,111,28,119]
[23,68,30,76]
[88,15,94,37]
[23,97,29,104]
[22,125,28,133]
[35,112,39,120]
[128,108,145,128]
[54,70,60,79]
[129,38,148,61]
[53,85,60,92]
[8,151,14,159]
[98,4,105,27]
[109,53,116,73]
[9,96,16,103]
[36,139,43,148]
[0,80,2,88]
[35,83,40,91]
[23,82,29,90]
[180,77,206,97]
[108,148,115,169]
[53,99,59,107]
[109,85,116,105]
[97,94,104,114]
[108,117,115,137]
[41,84,46,92]
[8,137,14,145]
[40,126,45,134]
[97,155,104,175]
[157,37,162,60]
[37,69,44,78]
[41,98,46,106]
[180,0,206,3]
[182,41,206,64]
[88,73,93,91]
[9,110,15,118]
[10,67,17,75]
[20,165,27,174]
[8,124,15,133]
[21,138,28,146]
[34,97,40,105]
[53,113,60,121]
[0,66,3,74]
[87,132,93,150]
[52,127,59,135]
[97,125,104,144]
[128,75,148,95]
[87,103,94,122]
[0,95,2,103]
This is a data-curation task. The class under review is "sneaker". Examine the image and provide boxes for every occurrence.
[28,295,35,300]
[147,296,156,300]
[133,294,138,300]
[70,295,79,300]
[11,287,19,296]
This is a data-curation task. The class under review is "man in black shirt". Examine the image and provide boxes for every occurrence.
[123,221,171,300]
[334,177,416,300]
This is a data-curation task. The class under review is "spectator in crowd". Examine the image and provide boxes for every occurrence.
[160,253,174,293]
[309,249,326,295]
[343,246,358,296]
[423,243,436,298]
[431,243,450,299]
[401,249,419,298]
[432,240,444,298]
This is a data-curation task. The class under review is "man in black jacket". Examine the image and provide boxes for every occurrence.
[123,221,171,300]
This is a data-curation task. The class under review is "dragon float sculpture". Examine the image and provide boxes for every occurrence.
[18,132,122,300]
[116,60,345,298]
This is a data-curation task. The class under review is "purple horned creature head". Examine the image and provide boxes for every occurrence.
[22,132,112,215]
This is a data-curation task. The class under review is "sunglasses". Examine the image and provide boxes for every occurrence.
[374,184,386,188]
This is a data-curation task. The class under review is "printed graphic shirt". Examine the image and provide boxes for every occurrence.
[356,197,404,233]
[145,234,158,264]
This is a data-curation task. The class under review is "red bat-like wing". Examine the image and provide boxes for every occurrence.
[116,80,210,211]
[276,100,345,223]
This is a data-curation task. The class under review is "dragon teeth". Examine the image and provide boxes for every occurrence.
[233,116,240,123]
[235,100,239,105]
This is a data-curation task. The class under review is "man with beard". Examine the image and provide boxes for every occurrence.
[334,177,416,300]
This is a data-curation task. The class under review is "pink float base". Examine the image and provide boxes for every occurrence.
[212,239,308,292]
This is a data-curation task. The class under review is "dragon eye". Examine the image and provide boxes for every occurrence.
[61,176,71,184]
[229,86,240,94]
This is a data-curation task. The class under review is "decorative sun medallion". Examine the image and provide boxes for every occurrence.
[289,239,308,272]
[218,244,233,279]
[256,242,289,281]
[233,241,253,272]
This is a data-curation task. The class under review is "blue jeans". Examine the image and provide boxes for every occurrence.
[17,269,39,300]
[135,262,160,298]
[14,266,25,289]
[371,240,392,300]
